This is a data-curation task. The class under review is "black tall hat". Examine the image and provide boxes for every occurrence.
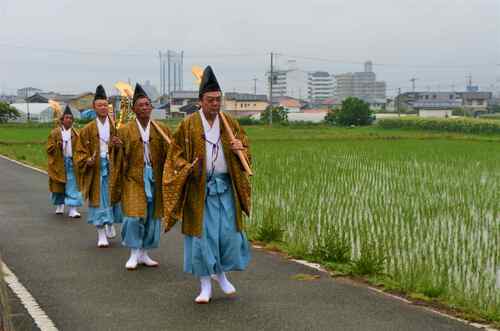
[94,84,107,101]
[62,105,73,117]
[133,83,149,105]
[198,66,221,99]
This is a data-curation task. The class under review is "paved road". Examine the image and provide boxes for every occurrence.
[0,156,479,331]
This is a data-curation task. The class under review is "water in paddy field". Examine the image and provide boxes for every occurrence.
[249,139,500,315]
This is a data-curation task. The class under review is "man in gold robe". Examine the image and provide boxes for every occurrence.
[163,66,252,303]
[112,83,172,270]
[46,105,83,218]
[75,85,122,248]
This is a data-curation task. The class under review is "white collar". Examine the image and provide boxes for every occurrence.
[96,117,110,139]
[199,109,220,143]
[61,126,72,141]
[135,118,151,143]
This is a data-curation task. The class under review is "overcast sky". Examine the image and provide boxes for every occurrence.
[1,0,499,96]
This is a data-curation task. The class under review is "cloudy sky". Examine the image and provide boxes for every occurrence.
[0,0,499,96]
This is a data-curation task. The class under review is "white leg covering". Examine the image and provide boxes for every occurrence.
[215,272,236,295]
[68,207,80,218]
[105,224,116,238]
[138,249,159,267]
[125,248,140,270]
[97,228,109,248]
[195,276,212,304]
[55,204,64,215]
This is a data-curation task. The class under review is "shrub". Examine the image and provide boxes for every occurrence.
[326,97,373,126]
[378,117,500,135]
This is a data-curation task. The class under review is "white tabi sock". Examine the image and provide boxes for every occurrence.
[68,207,80,218]
[55,204,64,215]
[125,248,140,270]
[195,276,212,304]
[215,272,236,295]
[138,249,159,267]
[97,228,109,248]
[105,224,116,238]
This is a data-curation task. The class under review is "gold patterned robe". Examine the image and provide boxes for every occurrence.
[46,127,80,193]
[163,111,252,237]
[74,119,119,207]
[111,121,172,219]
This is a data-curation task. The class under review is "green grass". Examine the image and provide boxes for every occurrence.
[248,137,500,323]
[0,143,48,170]
[1,123,499,324]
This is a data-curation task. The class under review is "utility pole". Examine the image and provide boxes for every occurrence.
[253,78,258,95]
[466,73,473,91]
[410,77,418,92]
[180,51,184,90]
[159,51,163,96]
[173,59,177,92]
[397,88,401,117]
[167,50,171,98]
[269,52,274,126]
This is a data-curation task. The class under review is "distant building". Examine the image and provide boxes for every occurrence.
[142,80,160,101]
[10,92,93,122]
[17,87,42,99]
[418,109,453,118]
[169,90,198,114]
[308,71,335,105]
[10,103,50,122]
[278,97,302,113]
[39,106,80,123]
[0,95,17,104]
[288,108,328,123]
[335,61,386,104]
[223,92,268,117]
[267,60,309,101]
[407,92,463,110]
[460,92,492,113]
[398,91,492,117]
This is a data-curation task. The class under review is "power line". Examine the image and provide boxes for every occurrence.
[1,42,496,71]
[0,42,266,59]
[282,53,497,70]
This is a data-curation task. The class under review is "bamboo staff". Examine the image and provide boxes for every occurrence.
[150,120,172,145]
[219,112,253,176]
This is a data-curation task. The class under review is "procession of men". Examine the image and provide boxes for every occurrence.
[45,66,253,303]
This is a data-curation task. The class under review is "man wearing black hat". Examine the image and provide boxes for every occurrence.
[111,83,172,270]
[75,85,122,248]
[46,105,83,218]
[163,66,252,303]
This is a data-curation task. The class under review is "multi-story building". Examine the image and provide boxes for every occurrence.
[308,71,335,104]
[334,61,386,104]
[267,60,308,101]
[398,91,492,117]
[17,87,42,99]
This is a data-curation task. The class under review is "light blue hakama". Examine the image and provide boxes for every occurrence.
[184,173,250,277]
[121,164,161,249]
[51,156,83,207]
[87,157,122,227]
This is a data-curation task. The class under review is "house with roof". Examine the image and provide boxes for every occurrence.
[223,92,268,117]
[169,90,199,115]
[459,92,492,114]
[10,92,92,122]
[278,97,302,113]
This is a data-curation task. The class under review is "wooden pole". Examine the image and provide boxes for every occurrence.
[151,120,172,145]
[219,112,253,176]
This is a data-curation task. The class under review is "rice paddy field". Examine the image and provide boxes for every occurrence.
[0,122,499,322]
